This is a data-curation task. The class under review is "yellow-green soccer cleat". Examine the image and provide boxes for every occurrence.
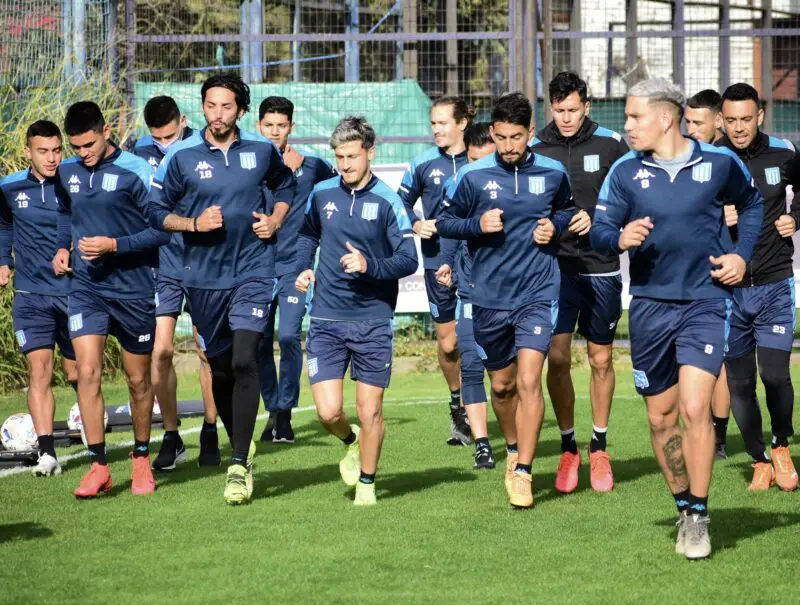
[246,440,256,498]
[223,464,250,505]
[354,481,377,506]
[339,425,361,487]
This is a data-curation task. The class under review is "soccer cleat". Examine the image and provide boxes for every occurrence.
[504,452,519,497]
[555,450,582,494]
[683,514,711,560]
[771,446,798,492]
[198,428,221,467]
[223,464,250,505]
[748,461,775,491]
[354,481,377,506]
[714,442,728,460]
[674,511,687,556]
[447,407,472,446]
[339,425,361,487]
[508,471,534,509]
[32,453,62,477]
[245,440,256,498]
[73,463,112,498]
[259,412,277,443]
[152,434,187,471]
[474,443,496,470]
[273,411,295,444]
[131,454,156,495]
[588,448,614,492]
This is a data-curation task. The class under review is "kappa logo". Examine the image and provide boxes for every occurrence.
[483,180,502,199]
[429,168,445,185]
[148,156,159,168]
[15,192,29,208]
[68,174,81,193]
[765,167,781,186]
[240,152,257,170]
[323,201,339,219]
[633,168,655,190]
[195,161,213,180]
[101,173,119,192]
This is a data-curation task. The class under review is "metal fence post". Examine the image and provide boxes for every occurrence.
[293,0,302,82]
[673,0,685,90]
[719,0,730,92]
[63,0,72,81]
[446,0,458,96]
[345,0,360,83]
[108,0,119,84]
[762,0,774,132]
[72,0,86,83]
[542,0,552,124]
[625,0,637,89]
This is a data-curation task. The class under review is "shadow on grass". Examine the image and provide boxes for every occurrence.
[251,463,339,500]
[376,467,477,500]
[0,522,53,543]
[655,507,800,551]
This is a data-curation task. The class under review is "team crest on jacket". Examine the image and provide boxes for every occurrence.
[101,174,119,192]
[529,176,545,195]
[361,202,379,221]
[583,155,600,173]
[765,167,781,186]
[240,152,257,170]
[691,162,712,184]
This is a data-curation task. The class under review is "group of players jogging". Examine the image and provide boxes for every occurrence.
[2,69,799,561]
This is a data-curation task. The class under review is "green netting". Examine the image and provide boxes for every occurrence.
[134,80,434,164]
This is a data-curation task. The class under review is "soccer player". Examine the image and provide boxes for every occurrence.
[718,83,800,490]
[591,79,763,559]
[685,89,734,460]
[530,72,629,493]
[295,116,418,506]
[437,122,518,470]
[256,96,335,443]
[437,93,575,509]
[398,97,474,445]
[149,72,295,505]
[0,121,77,476]
[54,102,171,497]
[132,95,220,469]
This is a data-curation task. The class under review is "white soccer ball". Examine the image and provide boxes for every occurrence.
[1,413,38,451]
[67,403,109,447]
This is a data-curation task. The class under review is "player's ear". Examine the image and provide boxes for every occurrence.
[102,123,112,142]
[584,100,591,116]
[713,112,723,131]
[179,115,187,130]
[290,122,296,135]
[23,145,32,161]
[757,106,765,127]
[367,145,377,161]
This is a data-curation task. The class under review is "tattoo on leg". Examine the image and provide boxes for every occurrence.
[663,434,689,491]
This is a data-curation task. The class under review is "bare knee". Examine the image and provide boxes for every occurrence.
[77,361,102,387]
[547,347,572,376]
[648,408,677,435]
[152,342,175,367]
[28,359,52,390]
[517,371,542,396]
[357,402,383,427]
[438,330,458,358]
[317,405,343,426]
[126,371,150,398]
[587,346,613,379]
[681,400,711,430]
[491,376,516,401]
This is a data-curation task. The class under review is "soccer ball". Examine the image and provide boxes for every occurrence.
[1,413,38,451]
[66,403,109,447]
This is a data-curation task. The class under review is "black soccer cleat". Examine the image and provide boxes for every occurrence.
[259,412,277,443]
[273,411,295,444]
[714,442,728,460]
[474,443,496,470]
[198,427,221,467]
[152,434,187,471]
[447,406,472,446]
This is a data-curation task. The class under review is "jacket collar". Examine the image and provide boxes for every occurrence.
[718,130,769,159]
[338,173,379,197]
[494,149,535,172]
[538,117,597,146]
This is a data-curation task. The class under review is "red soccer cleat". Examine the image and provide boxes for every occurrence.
[555,450,581,494]
[131,455,156,495]
[589,448,615,493]
[73,463,112,498]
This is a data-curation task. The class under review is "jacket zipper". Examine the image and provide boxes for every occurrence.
[349,189,356,217]
[89,169,95,189]
[514,166,518,196]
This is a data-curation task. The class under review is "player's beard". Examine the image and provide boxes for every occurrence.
[207,116,237,141]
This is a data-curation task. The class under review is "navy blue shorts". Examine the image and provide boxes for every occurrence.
[68,289,156,355]
[554,273,623,345]
[456,297,487,405]
[630,297,730,396]
[424,268,458,324]
[155,276,186,318]
[186,278,275,358]
[472,300,559,371]
[305,318,393,388]
[727,278,795,359]
[12,292,75,359]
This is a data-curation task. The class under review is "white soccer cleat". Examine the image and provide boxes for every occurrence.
[32,453,62,477]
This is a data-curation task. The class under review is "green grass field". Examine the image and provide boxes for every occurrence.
[1,361,800,605]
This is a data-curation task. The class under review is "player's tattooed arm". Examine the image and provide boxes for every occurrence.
[162,214,195,232]
[663,434,689,492]
[163,206,223,233]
